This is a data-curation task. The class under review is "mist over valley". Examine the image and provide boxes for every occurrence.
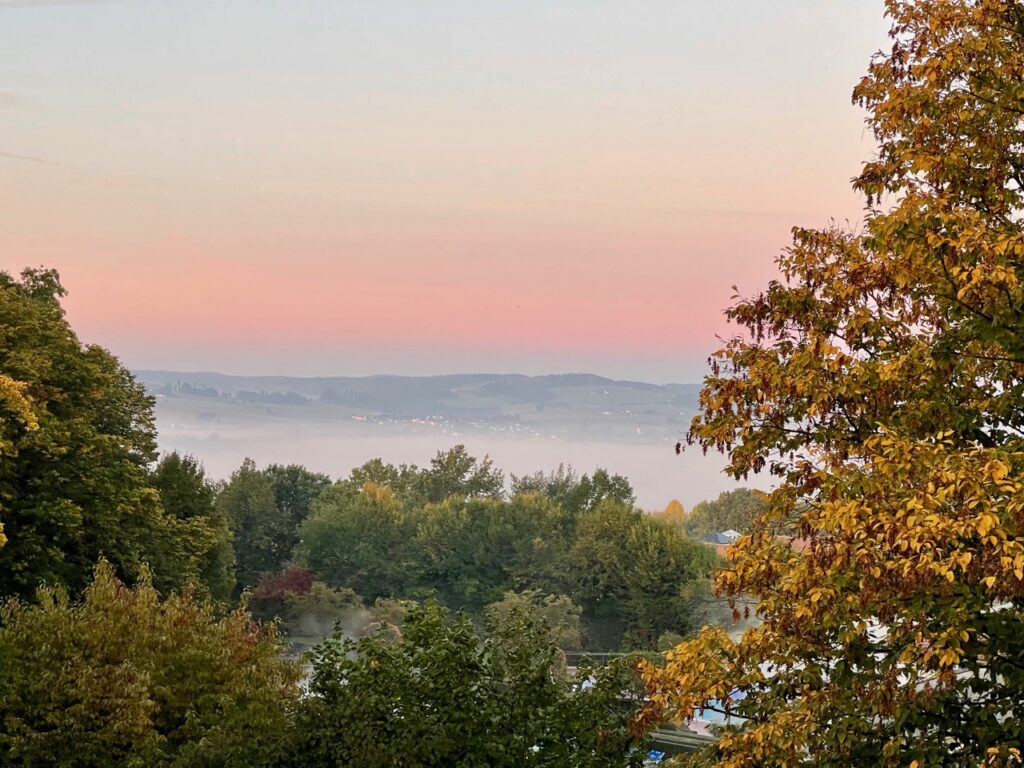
[138,370,742,510]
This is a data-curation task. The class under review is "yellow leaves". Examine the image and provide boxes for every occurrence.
[0,374,36,426]
[937,649,960,668]
[989,460,1010,482]
[654,431,1024,729]
[360,481,397,506]
[808,587,832,604]
[0,373,39,459]
[669,0,1024,760]
[982,745,1023,767]
[976,513,999,538]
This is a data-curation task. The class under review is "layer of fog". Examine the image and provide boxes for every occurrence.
[154,417,752,511]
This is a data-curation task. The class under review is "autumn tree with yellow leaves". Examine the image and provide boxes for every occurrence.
[642,1,1024,765]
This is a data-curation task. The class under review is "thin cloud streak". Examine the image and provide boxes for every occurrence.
[0,0,107,7]
[0,150,55,165]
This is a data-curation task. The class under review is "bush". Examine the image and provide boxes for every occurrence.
[0,562,299,767]
[291,599,647,767]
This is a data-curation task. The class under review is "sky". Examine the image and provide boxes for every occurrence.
[1,1,889,383]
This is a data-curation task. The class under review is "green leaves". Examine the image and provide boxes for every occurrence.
[0,562,299,767]
[292,599,646,768]
[149,452,235,603]
[679,489,767,540]
[0,269,180,599]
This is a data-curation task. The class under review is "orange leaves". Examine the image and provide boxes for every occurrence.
[665,1,1024,762]
[640,624,760,727]
[646,430,1024,763]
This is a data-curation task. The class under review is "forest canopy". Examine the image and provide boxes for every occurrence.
[0,264,742,765]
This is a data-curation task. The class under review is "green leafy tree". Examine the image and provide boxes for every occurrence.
[569,500,641,607]
[486,589,583,651]
[334,448,503,509]
[682,489,766,540]
[513,466,635,518]
[0,268,185,599]
[217,461,329,595]
[501,491,575,594]
[263,463,330,555]
[150,452,234,603]
[0,373,38,549]
[570,501,719,649]
[339,457,421,503]
[217,459,280,593]
[620,519,719,648]
[151,452,217,521]
[417,444,505,503]
[511,464,583,499]
[0,561,299,767]
[300,482,412,599]
[291,599,645,767]
[414,492,569,610]
[413,496,490,604]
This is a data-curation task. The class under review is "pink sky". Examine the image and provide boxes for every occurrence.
[0,1,888,382]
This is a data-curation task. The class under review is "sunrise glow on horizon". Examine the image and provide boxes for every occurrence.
[1,1,889,383]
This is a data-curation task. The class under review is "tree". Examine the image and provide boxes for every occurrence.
[0,268,185,599]
[514,466,635,518]
[569,500,640,609]
[217,460,329,595]
[652,499,686,528]
[485,589,583,651]
[291,599,646,767]
[0,561,299,767]
[340,457,421,504]
[620,519,719,649]
[217,459,281,593]
[413,496,495,605]
[300,481,412,599]
[642,2,1024,764]
[262,463,331,557]
[417,444,505,503]
[150,452,234,603]
[511,463,583,499]
[681,489,766,540]
[332,448,504,509]
[569,501,717,649]
[0,373,38,550]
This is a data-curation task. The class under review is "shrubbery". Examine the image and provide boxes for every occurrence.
[0,563,299,767]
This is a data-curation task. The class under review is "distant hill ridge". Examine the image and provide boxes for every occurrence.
[135,370,699,442]
[134,370,690,395]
